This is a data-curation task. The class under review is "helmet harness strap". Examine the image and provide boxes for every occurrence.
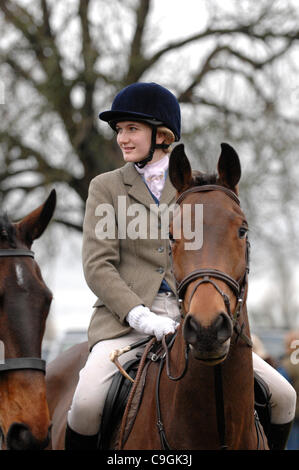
[135,125,169,169]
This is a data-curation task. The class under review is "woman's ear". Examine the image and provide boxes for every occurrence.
[156,130,165,145]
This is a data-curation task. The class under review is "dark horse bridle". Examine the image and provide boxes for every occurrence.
[175,184,252,347]
[0,249,46,374]
[154,184,257,450]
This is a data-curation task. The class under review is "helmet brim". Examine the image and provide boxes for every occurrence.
[99,110,162,124]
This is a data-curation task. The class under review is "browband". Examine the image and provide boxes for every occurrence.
[176,185,240,207]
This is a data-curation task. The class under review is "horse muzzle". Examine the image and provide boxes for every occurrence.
[4,423,51,450]
[183,312,233,365]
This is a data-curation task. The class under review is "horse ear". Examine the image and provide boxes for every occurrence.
[16,189,56,247]
[169,144,193,193]
[217,143,241,193]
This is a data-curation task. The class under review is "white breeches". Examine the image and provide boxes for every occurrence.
[67,294,296,435]
[252,351,296,424]
[67,292,180,435]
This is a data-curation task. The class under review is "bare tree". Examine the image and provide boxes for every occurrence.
[1,0,299,326]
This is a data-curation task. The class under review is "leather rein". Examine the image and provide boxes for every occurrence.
[0,249,46,374]
[155,184,255,450]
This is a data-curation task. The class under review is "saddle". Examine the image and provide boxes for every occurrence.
[99,342,272,449]
[99,358,140,449]
[254,371,272,437]
[99,339,162,449]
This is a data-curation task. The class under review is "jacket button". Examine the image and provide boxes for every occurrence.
[158,246,164,253]
[157,267,164,274]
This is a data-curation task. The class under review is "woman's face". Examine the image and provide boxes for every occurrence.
[116,121,164,163]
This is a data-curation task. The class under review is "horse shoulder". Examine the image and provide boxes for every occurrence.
[46,342,89,449]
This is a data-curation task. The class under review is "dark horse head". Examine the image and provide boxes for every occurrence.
[169,144,249,365]
[0,190,56,450]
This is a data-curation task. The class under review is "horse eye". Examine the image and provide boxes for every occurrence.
[238,227,248,239]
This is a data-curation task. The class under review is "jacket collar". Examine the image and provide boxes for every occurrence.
[121,162,176,209]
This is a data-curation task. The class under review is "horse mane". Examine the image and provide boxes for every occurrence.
[191,170,217,186]
[0,212,17,247]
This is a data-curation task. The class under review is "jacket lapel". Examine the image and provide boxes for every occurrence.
[122,163,153,209]
[121,162,176,209]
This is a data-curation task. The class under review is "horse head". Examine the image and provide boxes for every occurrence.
[169,144,249,365]
[0,190,56,449]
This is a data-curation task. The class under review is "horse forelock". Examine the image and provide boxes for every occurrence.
[0,213,16,247]
[192,171,217,187]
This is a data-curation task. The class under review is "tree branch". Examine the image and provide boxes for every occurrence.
[0,0,75,135]
[178,41,293,104]
[79,0,98,76]
[188,96,255,120]
[142,24,298,75]
[126,0,151,83]
[0,0,37,45]
[40,0,52,37]
[179,45,228,102]
[53,217,83,233]
[0,132,73,185]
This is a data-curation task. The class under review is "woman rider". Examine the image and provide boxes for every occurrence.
[65,82,296,450]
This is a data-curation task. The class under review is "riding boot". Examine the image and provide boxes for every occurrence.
[64,423,98,450]
[266,421,293,450]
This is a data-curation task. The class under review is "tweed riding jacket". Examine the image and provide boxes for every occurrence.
[82,161,177,350]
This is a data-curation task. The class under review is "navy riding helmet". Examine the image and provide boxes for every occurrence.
[99,82,181,167]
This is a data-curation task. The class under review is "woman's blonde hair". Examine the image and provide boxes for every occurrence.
[157,126,175,153]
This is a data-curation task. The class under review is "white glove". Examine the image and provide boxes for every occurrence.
[126,305,179,341]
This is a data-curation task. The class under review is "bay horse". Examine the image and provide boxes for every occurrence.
[0,190,56,450]
[122,143,267,449]
[46,143,268,449]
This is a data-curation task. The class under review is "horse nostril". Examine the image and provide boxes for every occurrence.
[183,314,200,344]
[215,313,233,344]
[6,423,32,450]
[6,423,50,450]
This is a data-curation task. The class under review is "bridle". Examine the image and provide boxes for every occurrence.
[154,184,257,450]
[174,184,252,347]
[0,249,46,374]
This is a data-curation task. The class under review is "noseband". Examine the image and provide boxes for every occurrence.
[0,249,46,374]
[174,184,252,347]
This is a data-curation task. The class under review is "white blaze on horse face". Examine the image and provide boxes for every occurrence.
[15,263,25,287]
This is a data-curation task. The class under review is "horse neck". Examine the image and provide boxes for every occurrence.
[161,306,256,449]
